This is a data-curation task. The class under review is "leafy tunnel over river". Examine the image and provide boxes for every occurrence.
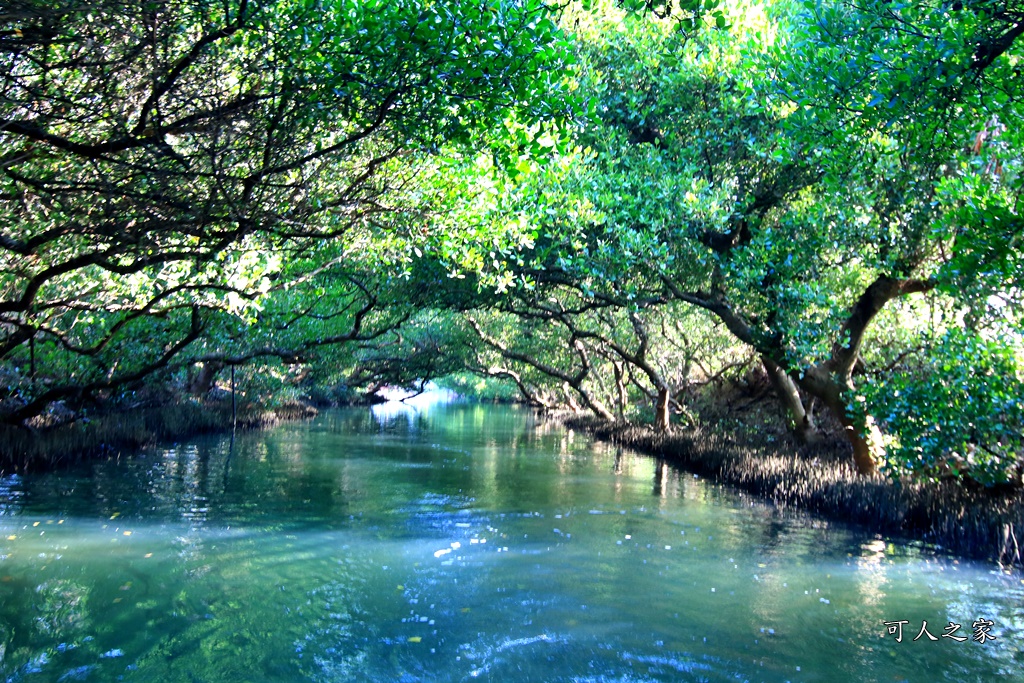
[1,401,1022,683]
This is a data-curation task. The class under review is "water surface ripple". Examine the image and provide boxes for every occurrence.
[1,405,1021,682]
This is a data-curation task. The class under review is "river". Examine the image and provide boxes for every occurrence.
[0,403,1021,682]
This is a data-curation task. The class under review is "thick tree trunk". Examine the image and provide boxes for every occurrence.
[654,385,671,432]
[803,275,931,475]
[189,360,223,395]
[836,408,885,477]
[762,357,818,444]
[800,366,882,476]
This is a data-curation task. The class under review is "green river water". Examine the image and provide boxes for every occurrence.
[0,403,1021,683]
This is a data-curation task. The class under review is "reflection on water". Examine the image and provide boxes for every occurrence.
[1,404,1022,683]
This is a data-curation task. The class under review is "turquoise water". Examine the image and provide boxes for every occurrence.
[0,404,1021,682]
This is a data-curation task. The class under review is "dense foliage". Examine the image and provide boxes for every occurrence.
[1,0,572,416]
[2,0,1022,486]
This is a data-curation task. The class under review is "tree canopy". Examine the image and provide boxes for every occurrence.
[1,0,572,418]
[3,0,1023,486]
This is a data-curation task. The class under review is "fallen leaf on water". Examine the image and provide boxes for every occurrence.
[407,637,422,643]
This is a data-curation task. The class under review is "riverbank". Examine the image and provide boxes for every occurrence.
[0,398,318,473]
[560,414,1023,568]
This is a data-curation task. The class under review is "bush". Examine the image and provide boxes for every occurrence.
[866,329,1024,486]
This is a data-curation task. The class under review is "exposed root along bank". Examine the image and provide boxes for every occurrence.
[562,416,1023,568]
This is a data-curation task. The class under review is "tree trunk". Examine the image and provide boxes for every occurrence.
[189,360,223,395]
[579,387,616,421]
[762,357,818,444]
[563,383,582,413]
[800,366,882,476]
[837,409,885,477]
[613,361,627,421]
[654,385,671,432]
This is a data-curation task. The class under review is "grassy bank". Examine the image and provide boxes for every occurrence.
[561,415,1023,568]
[0,399,317,473]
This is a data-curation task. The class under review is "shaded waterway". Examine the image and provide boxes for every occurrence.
[1,403,1022,682]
